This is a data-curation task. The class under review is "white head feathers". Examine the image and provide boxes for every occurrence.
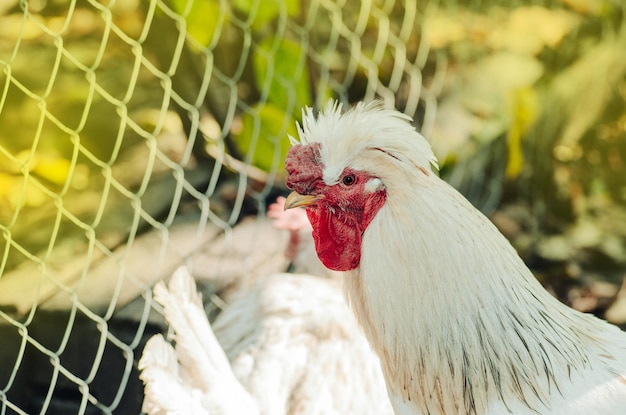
[290,100,439,184]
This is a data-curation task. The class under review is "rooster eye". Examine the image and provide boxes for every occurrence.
[342,174,356,186]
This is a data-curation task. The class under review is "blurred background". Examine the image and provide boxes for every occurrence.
[0,0,625,413]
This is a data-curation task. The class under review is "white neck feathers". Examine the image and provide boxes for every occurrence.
[344,172,613,415]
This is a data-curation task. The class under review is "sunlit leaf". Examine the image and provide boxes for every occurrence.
[506,87,539,178]
[488,6,580,55]
[234,103,297,172]
[32,156,72,186]
[232,0,299,31]
[169,0,228,47]
[463,52,543,115]
[550,34,626,147]
[461,52,543,144]
[424,12,467,49]
[254,37,311,115]
[431,52,543,166]
[559,0,613,16]
[5,175,47,209]
[425,6,580,55]
[0,172,15,201]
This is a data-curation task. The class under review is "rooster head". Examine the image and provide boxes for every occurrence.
[284,100,437,272]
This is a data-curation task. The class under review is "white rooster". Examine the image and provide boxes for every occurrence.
[284,100,626,415]
[139,204,393,414]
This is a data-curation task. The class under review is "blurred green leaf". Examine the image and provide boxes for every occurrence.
[560,0,614,16]
[431,51,543,159]
[234,103,297,172]
[488,6,580,55]
[232,0,299,31]
[169,0,227,47]
[506,87,539,178]
[550,33,626,147]
[32,156,73,186]
[254,36,311,115]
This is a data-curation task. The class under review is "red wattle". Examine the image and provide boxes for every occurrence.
[307,208,362,271]
[306,190,386,272]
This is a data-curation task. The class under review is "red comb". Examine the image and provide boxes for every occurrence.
[285,143,324,195]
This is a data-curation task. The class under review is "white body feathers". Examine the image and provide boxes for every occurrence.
[353,172,626,415]
[140,266,393,415]
[139,267,258,415]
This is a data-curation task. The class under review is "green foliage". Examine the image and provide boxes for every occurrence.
[168,0,227,47]
[234,103,297,172]
[506,87,538,179]
[232,10,313,172]
[232,0,300,31]
[168,0,309,172]
[253,36,311,116]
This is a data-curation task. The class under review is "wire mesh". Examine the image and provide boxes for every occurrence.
[1,0,625,413]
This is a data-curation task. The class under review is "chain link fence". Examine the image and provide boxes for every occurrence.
[1,0,625,413]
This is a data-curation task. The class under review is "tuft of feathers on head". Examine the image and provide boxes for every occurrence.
[290,99,438,184]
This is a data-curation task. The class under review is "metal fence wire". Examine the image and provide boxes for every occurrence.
[1,0,625,414]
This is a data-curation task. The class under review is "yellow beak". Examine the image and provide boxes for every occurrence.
[284,192,320,210]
